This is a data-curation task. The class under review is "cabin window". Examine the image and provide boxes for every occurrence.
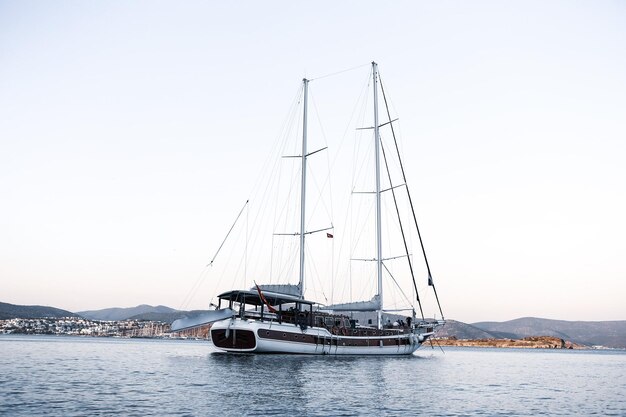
[325,317,334,327]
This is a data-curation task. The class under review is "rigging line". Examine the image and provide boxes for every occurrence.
[326,69,371,295]
[270,108,292,284]
[381,139,424,320]
[349,197,377,262]
[330,213,335,305]
[379,73,445,321]
[223,210,252,290]
[305,243,329,304]
[269,233,275,284]
[250,84,303,228]
[430,336,446,354]
[249,89,304,279]
[352,79,374,193]
[206,211,248,305]
[269,97,302,227]
[306,70,371,298]
[306,169,333,231]
[205,198,256,301]
[207,199,249,267]
[382,262,413,308]
[308,89,334,222]
[245,200,249,285]
[241,95,302,280]
[317,67,370,210]
[310,87,336,263]
[205,221,243,307]
[309,62,371,82]
[273,236,300,283]
[327,68,374,305]
[273,161,301,232]
[178,266,211,311]
[344,71,372,305]
[248,83,303,210]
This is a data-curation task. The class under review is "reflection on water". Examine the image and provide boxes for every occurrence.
[0,336,624,416]
[206,352,426,415]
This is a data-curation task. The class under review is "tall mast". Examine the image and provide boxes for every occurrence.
[298,78,309,299]
[372,62,383,329]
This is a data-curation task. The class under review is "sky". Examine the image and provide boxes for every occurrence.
[1,1,625,323]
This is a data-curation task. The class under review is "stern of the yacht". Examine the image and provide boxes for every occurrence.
[210,319,258,352]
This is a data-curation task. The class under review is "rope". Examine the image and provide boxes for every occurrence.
[309,62,371,82]
[379,73,445,321]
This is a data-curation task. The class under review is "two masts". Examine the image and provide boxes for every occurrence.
[172,62,444,355]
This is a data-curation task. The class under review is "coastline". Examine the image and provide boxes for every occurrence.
[432,336,588,349]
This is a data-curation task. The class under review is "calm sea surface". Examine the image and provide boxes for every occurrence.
[0,335,624,416]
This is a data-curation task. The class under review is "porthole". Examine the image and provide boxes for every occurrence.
[266,331,270,336]
[282,333,286,338]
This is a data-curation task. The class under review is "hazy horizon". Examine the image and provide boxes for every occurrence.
[2,1,625,323]
[3,299,626,325]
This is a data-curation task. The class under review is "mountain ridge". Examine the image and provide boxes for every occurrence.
[77,304,179,321]
[470,316,626,348]
[1,301,624,347]
[0,302,79,320]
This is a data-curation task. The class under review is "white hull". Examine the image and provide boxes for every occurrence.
[210,318,432,355]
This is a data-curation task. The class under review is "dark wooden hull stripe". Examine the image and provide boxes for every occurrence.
[257,329,413,347]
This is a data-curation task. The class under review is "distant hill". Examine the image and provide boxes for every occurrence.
[472,317,626,349]
[0,302,79,320]
[434,320,517,340]
[127,309,210,323]
[1,301,209,323]
[78,304,178,321]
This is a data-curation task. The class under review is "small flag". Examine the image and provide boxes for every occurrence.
[255,282,277,313]
[326,233,334,238]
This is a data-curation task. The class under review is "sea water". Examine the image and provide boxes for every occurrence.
[0,335,624,416]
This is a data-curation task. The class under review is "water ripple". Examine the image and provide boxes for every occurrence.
[0,336,624,416]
